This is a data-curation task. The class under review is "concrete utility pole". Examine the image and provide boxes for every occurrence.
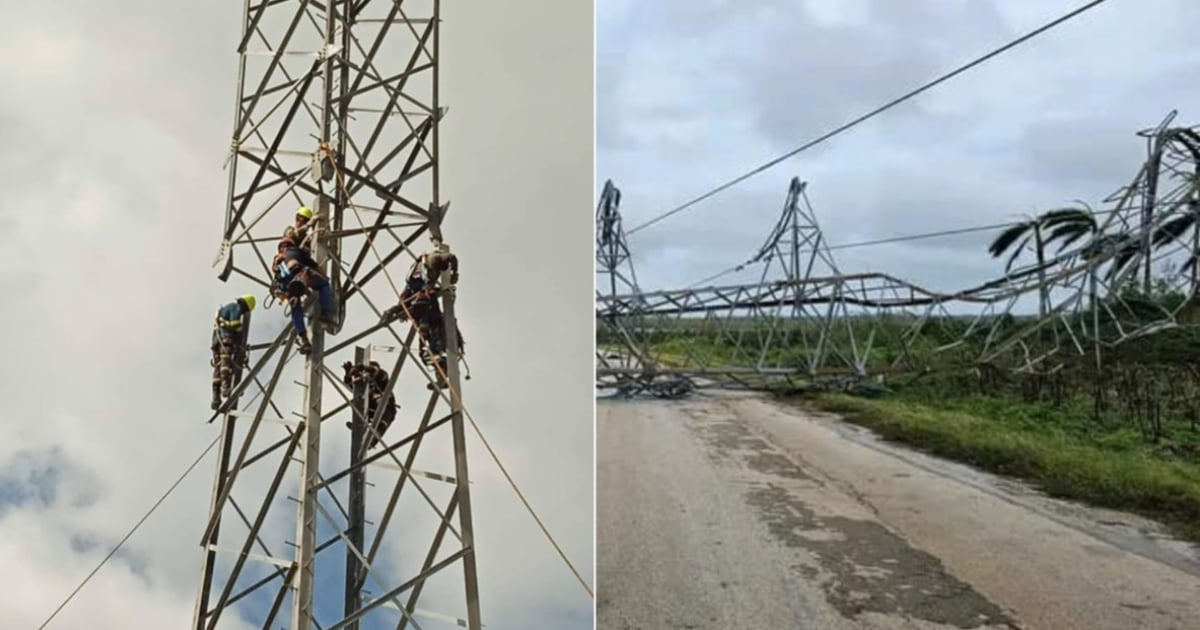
[195,1,482,628]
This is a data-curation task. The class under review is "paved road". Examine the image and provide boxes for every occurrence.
[596,391,1200,630]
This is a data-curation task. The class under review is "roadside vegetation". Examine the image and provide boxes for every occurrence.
[806,387,1200,543]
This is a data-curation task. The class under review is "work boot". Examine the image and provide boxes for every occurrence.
[298,334,312,355]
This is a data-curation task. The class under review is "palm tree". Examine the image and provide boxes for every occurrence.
[1040,202,1098,253]
[988,213,1047,276]
[1027,201,1144,280]
[989,203,1123,321]
[988,210,1068,318]
[1041,205,1104,333]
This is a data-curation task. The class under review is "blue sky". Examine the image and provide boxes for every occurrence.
[597,0,1200,294]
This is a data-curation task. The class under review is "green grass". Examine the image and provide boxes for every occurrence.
[887,392,1200,460]
[804,393,1200,542]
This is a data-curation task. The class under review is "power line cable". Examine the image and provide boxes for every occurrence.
[36,436,220,630]
[626,0,1115,236]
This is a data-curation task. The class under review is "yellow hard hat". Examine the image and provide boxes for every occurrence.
[239,294,257,312]
[296,206,314,220]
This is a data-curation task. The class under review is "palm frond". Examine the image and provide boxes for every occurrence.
[1004,235,1031,272]
[1069,199,1095,213]
[1039,207,1095,228]
[1046,223,1093,252]
[989,222,1032,258]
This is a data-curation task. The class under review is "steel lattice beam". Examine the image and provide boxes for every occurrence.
[196,1,482,628]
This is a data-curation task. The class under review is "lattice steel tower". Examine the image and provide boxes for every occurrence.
[196,1,482,628]
[595,180,652,383]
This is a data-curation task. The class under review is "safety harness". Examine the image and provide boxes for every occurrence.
[269,239,325,311]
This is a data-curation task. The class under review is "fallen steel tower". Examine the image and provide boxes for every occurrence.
[597,113,1200,394]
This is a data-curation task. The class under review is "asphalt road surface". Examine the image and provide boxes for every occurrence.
[596,391,1200,630]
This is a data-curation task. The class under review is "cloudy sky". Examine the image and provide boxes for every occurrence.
[597,0,1200,294]
[0,1,593,629]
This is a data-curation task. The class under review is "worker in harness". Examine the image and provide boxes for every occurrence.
[283,206,314,250]
[420,242,465,388]
[273,235,335,355]
[422,242,459,286]
[415,296,468,390]
[377,241,467,388]
[379,242,458,325]
[270,235,316,291]
[342,360,399,450]
[380,261,432,324]
[270,206,316,302]
[211,294,256,410]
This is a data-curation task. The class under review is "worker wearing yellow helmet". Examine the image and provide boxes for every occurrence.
[285,206,315,248]
[210,294,258,410]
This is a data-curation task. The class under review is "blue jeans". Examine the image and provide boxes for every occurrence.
[290,273,335,337]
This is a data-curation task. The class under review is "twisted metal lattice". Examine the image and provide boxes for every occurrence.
[597,113,1200,396]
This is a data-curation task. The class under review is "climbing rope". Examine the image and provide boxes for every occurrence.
[318,143,595,599]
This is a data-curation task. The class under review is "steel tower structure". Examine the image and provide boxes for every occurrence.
[195,1,482,628]
[595,180,647,377]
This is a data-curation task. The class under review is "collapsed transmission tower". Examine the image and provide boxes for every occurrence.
[197,2,483,629]
[597,113,1200,394]
[596,179,640,300]
[595,181,692,397]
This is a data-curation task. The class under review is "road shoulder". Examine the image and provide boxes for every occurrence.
[736,393,1200,630]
